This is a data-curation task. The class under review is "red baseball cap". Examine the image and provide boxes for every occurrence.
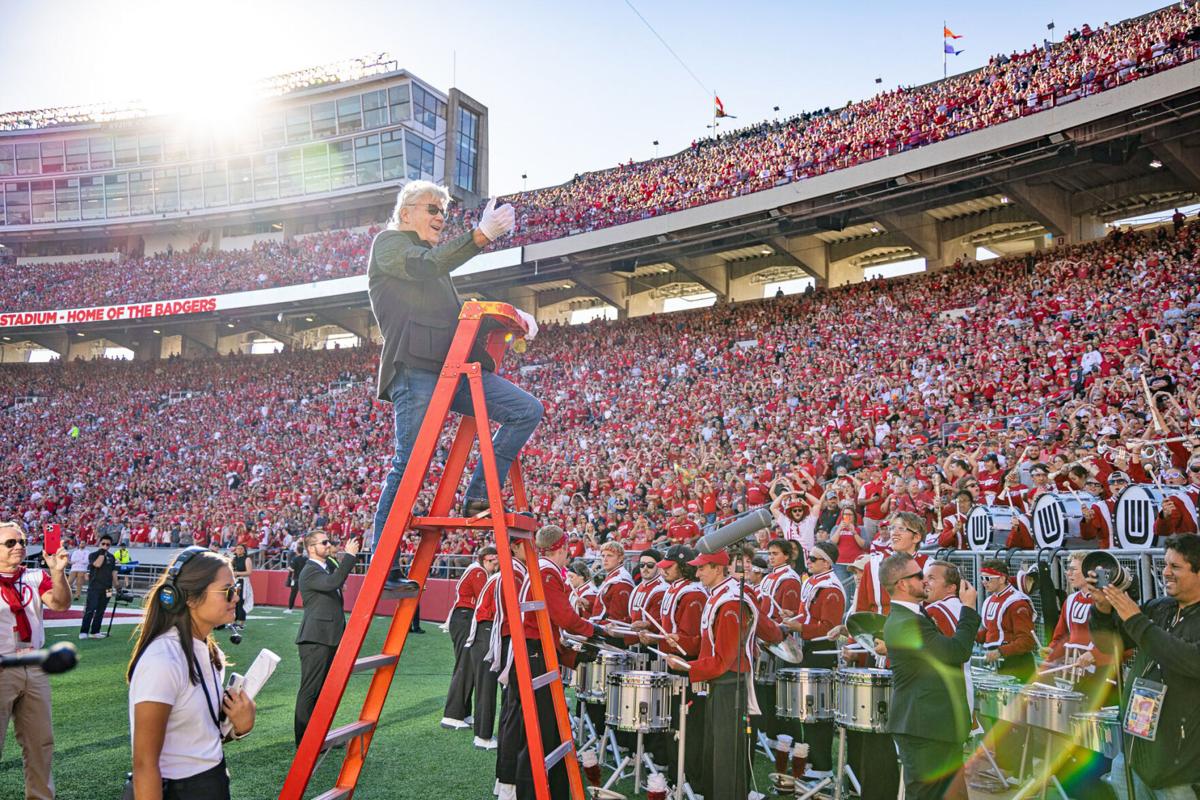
[687,550,730,567]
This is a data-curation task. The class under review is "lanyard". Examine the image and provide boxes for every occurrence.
[195,658,223,733]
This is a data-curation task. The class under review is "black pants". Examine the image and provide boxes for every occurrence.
[846,730,901,800]
[753,679,779,742]
[893,733,963,800]
[295,642,337,746]
[800,718,835,771]
[998,653,1036,683]
[471,623,500,740]
[443,607,475,720]
[495,637,518,785]
[234,579,247,624]
[287,580,300,610]
[410,600,423,631]
[701,675,751,800]
[81,586,109,634]
[163,759,231,800]
[665,688,706,792]
[496,643,572,800]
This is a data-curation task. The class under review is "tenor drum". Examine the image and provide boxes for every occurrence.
[776,668,835,722]
[1116,484,1196,550]
[605,671,685,733]
[1071,708,1121,759]
[1033,491,1097,548]
[577,651,645,702]
[967,505,1020,552]
[754,649,777,684]
[1021,686,1085,734]
[834,668,892,732]
[974,675,1020,721]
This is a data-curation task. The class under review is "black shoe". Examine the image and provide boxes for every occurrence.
[384,577,420,593]
[410,627,426,634]
[462,498,491,516]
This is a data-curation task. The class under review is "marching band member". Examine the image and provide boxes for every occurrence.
[782,541,846,778]
[647,545,707,790]
[937,491,973,549]
[491,551,529,797]
[442,546,497,730]
[566,560,597,617]
[855,513,929,615]
[588,540,634,625]
[626,548,668,642]
[1080,472,1129,548]
[1157,460,1200,537]
[497,526,604,800]
[1045,552,1113,702]
[666,549,760,800]
[977,559,1037,680]
[465,549,510,750]
[760,540,803,621]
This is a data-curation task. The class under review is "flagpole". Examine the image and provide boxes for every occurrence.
[943,20,947,79]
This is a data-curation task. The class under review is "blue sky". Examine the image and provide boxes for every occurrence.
[1,0,1170,195]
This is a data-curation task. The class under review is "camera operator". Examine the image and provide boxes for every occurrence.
[0,520,70,800]
[1088,534,1200,797]
[127,547,254,799]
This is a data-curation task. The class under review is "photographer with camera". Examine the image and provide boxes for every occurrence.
[127,547,254,800]
[1088,534,1200,798]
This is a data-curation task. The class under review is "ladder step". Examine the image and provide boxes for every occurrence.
[531,669,560,690]
[544,739,575,770]
[520,600,545,613]
[311,789,352,800]
[353,653,399,673]
[381,585,421,600]
[322,719,375,752]
[411,513,538,532]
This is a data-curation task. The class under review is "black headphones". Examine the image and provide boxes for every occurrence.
[158,546,209,611]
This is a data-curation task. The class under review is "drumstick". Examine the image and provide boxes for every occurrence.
[1037,663,1077,676]
[649,646,690,669]
[643,612,688,655]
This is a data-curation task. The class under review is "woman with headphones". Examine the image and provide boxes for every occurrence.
[126,547,255,799]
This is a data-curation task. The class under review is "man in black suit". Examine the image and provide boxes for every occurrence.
[294,530,361,746]
[879,553,980,800]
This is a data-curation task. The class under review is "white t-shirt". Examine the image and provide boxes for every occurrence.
[129,629,226,779]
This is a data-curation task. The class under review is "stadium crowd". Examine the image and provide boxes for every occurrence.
[3,221,1199,568]
[3,6,1199,314]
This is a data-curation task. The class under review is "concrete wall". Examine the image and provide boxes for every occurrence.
[142,230,201,257]
[16,252,120,266]
[217,231,284,251]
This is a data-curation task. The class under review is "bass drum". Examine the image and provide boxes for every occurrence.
[1032,491,1096,548]
[1116,484,1198,549]
[967,505,1020,552]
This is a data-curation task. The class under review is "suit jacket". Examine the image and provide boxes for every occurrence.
[368,228,488,400]
[296,553,360,646]
[883,602,980,743]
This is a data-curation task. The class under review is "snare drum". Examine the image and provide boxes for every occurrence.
[834,668,892,732]
[1020,686,1085,735]
[967,505,1021,551]
[776,668,835,722]
[1071,708,1121,759]
[1032,491,1096,548]
[577,651,644,702]
[754,649,777,684]
[605,671,685,733]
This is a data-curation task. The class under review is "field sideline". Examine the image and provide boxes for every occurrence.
[5,604,781,799]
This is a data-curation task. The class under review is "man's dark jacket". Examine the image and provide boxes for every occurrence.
[367,228,488,401]
[295,553,360,647]
[1092,596,1200,788]
[883,602,981,743]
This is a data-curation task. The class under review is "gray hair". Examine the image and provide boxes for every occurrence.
[388,180,451,230]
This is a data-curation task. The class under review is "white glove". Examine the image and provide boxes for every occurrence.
[515,308,539,340]
[477,198,515,241]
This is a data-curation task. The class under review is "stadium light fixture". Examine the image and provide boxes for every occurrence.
[1149,159,1164,169]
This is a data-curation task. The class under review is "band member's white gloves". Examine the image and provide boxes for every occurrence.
[515,308,539,340]
[477,198,515,241]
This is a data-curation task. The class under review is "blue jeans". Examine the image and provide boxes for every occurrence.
[372,365,543,549]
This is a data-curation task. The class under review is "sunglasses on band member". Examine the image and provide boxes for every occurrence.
[207,586,240,602]
[639,562,656,569]
[0,538,27,549]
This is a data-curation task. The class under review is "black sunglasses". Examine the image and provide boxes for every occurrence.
[420,204,446,216]
[1189,466,1200,473]
[1,538,27,549]
[639,562,656,569]
[898,571,923,582]
[318,539,333,547]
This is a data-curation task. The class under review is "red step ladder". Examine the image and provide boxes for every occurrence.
[279,301,583,800]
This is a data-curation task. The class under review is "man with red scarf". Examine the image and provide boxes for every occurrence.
[0,520,70,800]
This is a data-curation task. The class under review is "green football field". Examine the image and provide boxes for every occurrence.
[6,607,779,799]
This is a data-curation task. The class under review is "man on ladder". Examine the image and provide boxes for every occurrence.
[367,180,542,590]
